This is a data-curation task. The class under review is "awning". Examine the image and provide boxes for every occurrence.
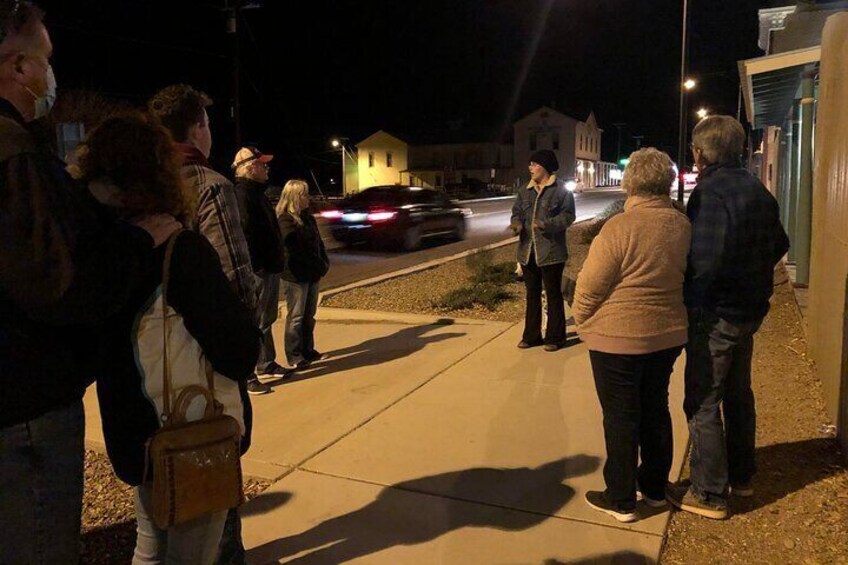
[738,45,821,129]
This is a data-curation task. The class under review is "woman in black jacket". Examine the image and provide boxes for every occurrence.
[276,179,329,369]
[79,113,260,564]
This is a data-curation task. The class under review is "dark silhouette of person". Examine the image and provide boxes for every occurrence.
[249,455,600,564]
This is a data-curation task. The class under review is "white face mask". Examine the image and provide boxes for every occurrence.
[26,63,57,120]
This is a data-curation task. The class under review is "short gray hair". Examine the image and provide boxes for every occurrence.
[622,148,675,197]
[691,115,745,165]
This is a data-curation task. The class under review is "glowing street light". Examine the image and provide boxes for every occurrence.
[683,78,696,90]
[330,137,350,194]
[696,107,709,120]
[331,138,341,148]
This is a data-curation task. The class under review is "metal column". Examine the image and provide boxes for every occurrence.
[795,70,816,285]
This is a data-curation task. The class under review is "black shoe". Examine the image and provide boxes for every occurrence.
[517,340,542,349]
[584,490,638,523]
[295,359,312,370]
[246,379,272,395]
[305,350,326,362]
[256,362,292,381]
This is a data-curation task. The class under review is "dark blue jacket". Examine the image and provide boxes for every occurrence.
[684,163,790,323]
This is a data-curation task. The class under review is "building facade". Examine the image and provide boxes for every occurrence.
[353,107,620,193]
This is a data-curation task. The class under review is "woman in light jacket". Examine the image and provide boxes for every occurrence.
[276,179,329,370]
[573,148,691,523]
[81,113,260,564]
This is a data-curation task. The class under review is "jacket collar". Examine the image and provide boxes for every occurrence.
[697,160,742,181]
[235,177,267,193]
[624,194,674,212]
[526,174,557,190]
[0,97,26,126]
[176,143,211,168]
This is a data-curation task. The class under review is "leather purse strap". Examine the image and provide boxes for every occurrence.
[160,230,216,426]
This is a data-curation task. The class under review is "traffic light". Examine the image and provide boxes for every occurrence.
[618,158,630,167]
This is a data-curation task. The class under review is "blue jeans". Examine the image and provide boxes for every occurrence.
[0,400,85,565]
[282,279,320,365]
[132,483,227,565]
[255,272,281,373]
[684,309,761,503]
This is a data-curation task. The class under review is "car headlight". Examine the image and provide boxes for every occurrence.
[565,180,577,192]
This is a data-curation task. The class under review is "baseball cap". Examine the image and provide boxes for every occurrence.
[232,146,273,170]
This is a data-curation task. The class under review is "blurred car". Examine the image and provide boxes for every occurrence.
[563,177,585,193]
[319,185,467,250]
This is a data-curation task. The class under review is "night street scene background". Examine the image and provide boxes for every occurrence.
[40,0,776,191]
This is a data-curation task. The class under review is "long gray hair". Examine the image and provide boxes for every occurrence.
[275,179,309,225]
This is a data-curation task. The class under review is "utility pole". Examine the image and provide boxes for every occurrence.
[677,0,690,203]
[224,1,261,145]
[224,0,241,144]
[613,122,626,162]
[632,135,644,150]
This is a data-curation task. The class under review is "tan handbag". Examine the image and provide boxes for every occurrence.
[145,231,245,529]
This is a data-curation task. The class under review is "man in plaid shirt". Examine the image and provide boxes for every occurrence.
[667,116,789,520]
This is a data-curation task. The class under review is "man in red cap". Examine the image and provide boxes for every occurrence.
[233,146,287,380]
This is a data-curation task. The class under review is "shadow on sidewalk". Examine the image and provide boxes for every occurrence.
[732,437,845,515]
[543,551,654,564]
[248,455,600,564]
[241,491,293,518]
[275,319,466,385]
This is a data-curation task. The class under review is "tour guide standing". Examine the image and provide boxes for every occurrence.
[510,149,576,351]
[666,115,789,520]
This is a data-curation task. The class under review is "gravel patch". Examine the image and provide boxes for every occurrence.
[660,278,848,565]
[81,449,271,564]
[322,223,592,322]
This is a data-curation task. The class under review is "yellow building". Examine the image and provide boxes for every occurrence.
[353,130,410,193]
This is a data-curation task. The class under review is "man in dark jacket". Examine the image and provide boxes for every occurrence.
[509,149,576,352]
[667,115,790,520]
[0,4,174,562]
[232,145,287,378]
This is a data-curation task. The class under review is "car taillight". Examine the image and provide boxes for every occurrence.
[320,209,343,219]
[366,209,397,222]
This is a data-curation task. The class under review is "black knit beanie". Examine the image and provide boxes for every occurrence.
[529,149,559,174]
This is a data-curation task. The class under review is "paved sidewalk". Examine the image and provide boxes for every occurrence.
[83,306,687,564]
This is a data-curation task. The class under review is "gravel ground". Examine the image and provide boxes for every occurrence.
[81,449,270,564]
[322,223,592,321]
[660,277,848,565]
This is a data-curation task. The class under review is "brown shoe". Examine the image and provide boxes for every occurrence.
[517,340,542,349]
[543,342,562,352]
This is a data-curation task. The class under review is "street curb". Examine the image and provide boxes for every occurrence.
[318,216,598,305]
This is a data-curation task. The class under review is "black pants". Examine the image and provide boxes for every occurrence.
[589,346,683,511]
[522,256,565,344]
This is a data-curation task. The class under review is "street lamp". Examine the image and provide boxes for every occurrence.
[696,107,709,120]
[684,78,696,91]
[330,137,349,195]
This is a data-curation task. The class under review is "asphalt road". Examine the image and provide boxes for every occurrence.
[319,188,626,291]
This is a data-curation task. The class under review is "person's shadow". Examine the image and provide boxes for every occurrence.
[275,319,466,384]
[730,437,845,515]
[248,455,600,564]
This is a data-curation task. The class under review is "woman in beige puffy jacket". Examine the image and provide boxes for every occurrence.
[573,148,691,523]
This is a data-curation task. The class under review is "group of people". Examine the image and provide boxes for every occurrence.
[510,118,789,523]
[0,3,328,564]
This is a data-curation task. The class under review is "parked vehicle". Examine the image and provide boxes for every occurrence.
[319,185,467,250]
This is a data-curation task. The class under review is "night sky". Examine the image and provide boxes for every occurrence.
[39,0,773,188]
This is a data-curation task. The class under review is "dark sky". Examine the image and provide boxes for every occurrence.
[39,0,771,186]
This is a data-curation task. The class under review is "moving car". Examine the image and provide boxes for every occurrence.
[319,185,467,251]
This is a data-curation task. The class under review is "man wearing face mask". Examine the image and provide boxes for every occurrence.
[0,2,179,563]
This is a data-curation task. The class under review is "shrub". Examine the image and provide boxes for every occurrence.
[472,261,516,286]
[578,197,626,244]
[435,283,513,312]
